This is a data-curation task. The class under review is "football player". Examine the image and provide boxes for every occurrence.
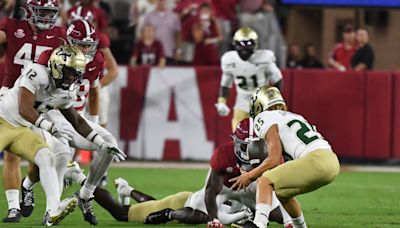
[67,0,118,131]
[20,20,122,225]
[215,27,283,131]
[229,86,340,228]
[0,0,67,222]
[205,118,293,228]
[0,46,98,226]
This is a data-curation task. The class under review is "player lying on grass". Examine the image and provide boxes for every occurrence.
[64,162,253,225]
[229,86,340,228]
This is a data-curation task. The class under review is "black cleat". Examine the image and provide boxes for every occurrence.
[20,181,35,217]
[241,221,260,228]
[144,208,173,224]
[2,208,21,223]
[75,192,98,225]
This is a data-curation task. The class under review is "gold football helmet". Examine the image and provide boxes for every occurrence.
[249,86,287,118]
[49,45,86,90]
[233,27,258,60]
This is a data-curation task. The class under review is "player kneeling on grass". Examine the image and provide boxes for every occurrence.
[0,46,97,226]
[229,86,340,228]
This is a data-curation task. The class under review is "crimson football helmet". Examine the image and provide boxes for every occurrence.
[232,118,268,171]
[26,0,60,30]
[66,19,98,63]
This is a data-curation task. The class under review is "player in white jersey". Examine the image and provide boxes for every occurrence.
[215,27,283,131]
[0,46,97,226]
[229,86,340,228]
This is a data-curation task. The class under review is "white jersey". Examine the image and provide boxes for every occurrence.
[220,50,282,96]
[0,63,76,127]
[254,110,332,160]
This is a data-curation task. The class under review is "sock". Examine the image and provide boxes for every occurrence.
[79,183,97,200]
[279,205,293,227]
[22,176,36,190]
[253,203,271,228]
[292,213,307,228]
[34,148,60,214]
[5,189,20,210]
[75,173,87,186]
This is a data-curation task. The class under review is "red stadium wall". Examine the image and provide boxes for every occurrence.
[1,62,398,161]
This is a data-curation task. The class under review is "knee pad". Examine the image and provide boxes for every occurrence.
[34,148,55,168]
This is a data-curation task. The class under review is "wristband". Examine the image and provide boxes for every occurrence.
[35,116,53,131]
[217,97,227,104]
[86,130,105,148]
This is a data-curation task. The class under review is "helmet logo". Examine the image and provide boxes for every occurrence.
[56,47,72,61]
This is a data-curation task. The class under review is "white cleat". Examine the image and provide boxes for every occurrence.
[64,161,84,187]
[114,178,133,205]
[43,196,78,226]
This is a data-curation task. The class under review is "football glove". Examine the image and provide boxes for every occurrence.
[50,122,75,141]
[215,102,230,116]
[99,142,127,162]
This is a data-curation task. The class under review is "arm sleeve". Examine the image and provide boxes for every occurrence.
[266,62,283,84]
[220,72,234,88]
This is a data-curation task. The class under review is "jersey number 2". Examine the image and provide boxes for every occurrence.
[287,119,319,145]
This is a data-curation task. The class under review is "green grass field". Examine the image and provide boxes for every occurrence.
[0,166,399,227]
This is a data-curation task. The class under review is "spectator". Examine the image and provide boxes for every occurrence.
[328,24,357,71]
[351,28,374,71]
[191,2,222,65]
[67,0,109,32]
[210,0,239,54]
[286,43,301,68]
[300,43,324,69]
[174,0,208,23]
[142,0,182,64]
[130,24,166,67]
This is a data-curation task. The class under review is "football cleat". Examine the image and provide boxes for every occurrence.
[2,208,21,223]
[64,161,84,187]
[114,178,133,205]
[144,208,173,224]
[75,192,97,225]
[42,195,77,226]
[232,221,261,228]
[20,181,35,217]
[99,174,108,188]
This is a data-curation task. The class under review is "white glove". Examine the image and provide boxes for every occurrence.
[338,65,346,72]
[215,102,230,116]
[99,142,127,162]
[207,218,224,228]
[50,122,75,141]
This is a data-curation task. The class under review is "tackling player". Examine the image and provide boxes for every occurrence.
[215,27,283,131]
[229,86,340,228]
[0,0,67,222]
[205,118,293,228]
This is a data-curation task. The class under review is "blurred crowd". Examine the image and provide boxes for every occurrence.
[0,0,375,71]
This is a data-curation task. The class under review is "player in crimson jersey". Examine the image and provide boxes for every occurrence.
[0,0,67,222]
[19,19,122,226]
[66,3,118,188]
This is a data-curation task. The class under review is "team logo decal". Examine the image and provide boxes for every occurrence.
[14,29,25,38]
[56,47,72,61]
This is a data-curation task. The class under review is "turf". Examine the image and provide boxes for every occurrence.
[0,166,399,227]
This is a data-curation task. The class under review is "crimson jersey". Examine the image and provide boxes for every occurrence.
[37,49,105,111]
[98,32,110,49]
[210,142,241,188]
[0,17,66,88]
[68,5,108,32]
